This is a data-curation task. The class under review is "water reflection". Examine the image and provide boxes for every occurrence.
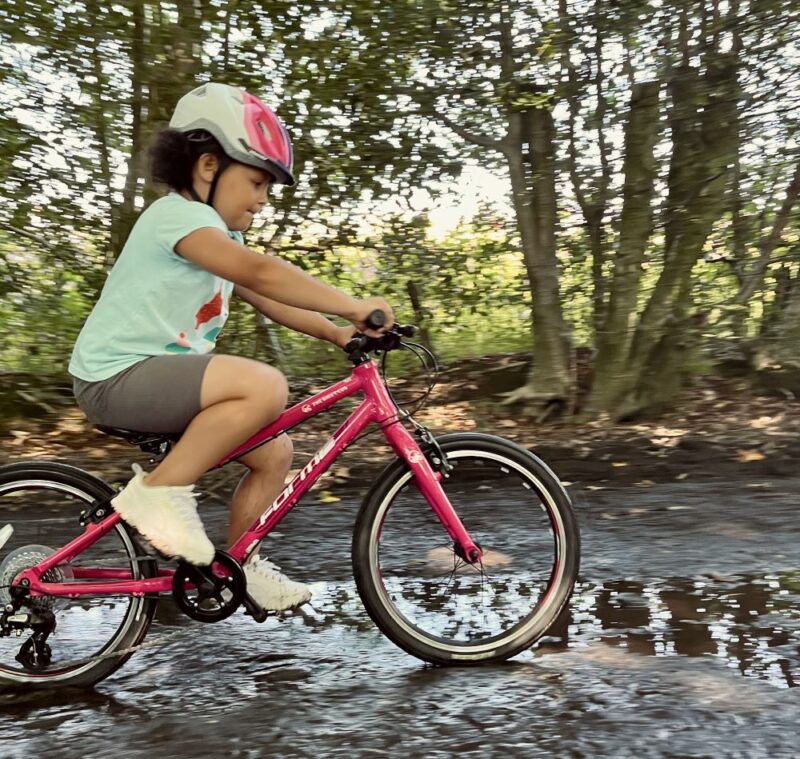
[152,571,800,690]
[549,573,800,688]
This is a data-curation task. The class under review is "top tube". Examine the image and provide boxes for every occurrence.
[213,360,395,469]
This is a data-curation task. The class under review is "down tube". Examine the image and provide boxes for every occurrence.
[228,400,376,563]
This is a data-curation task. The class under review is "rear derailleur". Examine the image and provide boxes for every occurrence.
[1,593,56,671]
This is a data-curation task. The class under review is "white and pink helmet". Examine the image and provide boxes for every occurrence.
[170,82,295,186]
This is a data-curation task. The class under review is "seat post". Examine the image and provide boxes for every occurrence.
[94,425,179,463]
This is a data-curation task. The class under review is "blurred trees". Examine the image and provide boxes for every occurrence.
[1,0,798,420]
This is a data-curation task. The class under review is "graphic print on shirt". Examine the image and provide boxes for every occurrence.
[165,288,231,353]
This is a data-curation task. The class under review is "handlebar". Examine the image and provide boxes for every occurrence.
[365,309,386,331]
[344,309,417,363]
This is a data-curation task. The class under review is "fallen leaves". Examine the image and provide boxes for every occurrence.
[736,450,766,463]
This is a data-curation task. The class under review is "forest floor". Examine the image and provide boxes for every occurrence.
[1,352,798,496]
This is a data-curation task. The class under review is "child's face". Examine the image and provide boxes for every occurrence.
[214,162,273,231]
[193,155,273,231]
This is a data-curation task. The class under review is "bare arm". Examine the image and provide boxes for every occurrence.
[175,227,393,334]
[234,284,356,346]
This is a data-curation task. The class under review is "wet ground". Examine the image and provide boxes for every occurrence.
[1,474,799,757]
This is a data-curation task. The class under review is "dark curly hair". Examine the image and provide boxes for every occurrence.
[148,128,227,191]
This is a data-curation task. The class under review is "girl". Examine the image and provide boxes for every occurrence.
[69,82,394,612]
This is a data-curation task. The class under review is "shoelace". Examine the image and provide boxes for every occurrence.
[247,559,289,581]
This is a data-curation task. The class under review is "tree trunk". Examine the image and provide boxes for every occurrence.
[559,0,612,342]
[114,0,146,258]
[142,0,202,207]
[756,265,800,367]
[256,316,286,367]
[504,104,571,408]
[405,280,433,349]
[734,160,800,307]
[617,52,740,417]
[582,81,661,417]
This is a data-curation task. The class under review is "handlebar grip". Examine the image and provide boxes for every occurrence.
[366,309,386,330]
[344,335,370,352]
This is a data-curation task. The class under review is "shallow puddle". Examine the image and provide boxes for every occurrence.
[543,573,800,689]
[2,479,800,756]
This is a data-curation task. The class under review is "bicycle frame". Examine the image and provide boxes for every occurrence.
[15,359,483,599]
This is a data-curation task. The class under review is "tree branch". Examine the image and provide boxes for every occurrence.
[430,107,505,151]
[735,159,800,304]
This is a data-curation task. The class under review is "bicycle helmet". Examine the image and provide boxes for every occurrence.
[169,82,295,206]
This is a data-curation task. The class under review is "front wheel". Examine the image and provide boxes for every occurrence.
[353,433,580,665]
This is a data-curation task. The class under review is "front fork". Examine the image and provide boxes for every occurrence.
[384,421,483,564]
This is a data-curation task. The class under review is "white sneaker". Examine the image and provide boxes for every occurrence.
[244,557,312,611]
[111,464,215,565]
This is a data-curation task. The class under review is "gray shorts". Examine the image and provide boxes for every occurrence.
[72,354,214,434]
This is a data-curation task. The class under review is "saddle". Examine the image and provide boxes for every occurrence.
[94,425,180,456]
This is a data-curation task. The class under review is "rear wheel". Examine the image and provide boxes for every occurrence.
[353,433,579,665]
[0,461,157,688]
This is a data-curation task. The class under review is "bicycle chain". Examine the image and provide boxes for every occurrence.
[52,625,191,670]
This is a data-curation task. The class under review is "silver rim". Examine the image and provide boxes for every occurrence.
[368,449,570,657]
[0,478,145,683]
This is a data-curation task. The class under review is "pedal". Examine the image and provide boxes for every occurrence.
[243,592,269,623]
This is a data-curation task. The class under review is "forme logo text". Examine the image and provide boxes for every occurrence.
[258,437,337,527]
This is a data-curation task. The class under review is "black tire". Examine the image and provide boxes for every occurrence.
[0,461,157,688]
[353,433,580,665]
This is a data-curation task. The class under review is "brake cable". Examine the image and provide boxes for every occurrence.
[351,330,440,445]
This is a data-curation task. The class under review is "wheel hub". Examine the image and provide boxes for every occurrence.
[0,544,71,609]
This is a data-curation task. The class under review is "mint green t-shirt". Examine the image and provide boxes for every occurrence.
[69,193,243,382]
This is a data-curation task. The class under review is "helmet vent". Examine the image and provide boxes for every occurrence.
[257,120,273,142]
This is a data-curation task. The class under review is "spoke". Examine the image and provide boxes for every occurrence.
[468,561,486,577]
[372,449,569,648]
[438,554,462,596]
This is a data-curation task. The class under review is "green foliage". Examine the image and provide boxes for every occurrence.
[1,0,799,420]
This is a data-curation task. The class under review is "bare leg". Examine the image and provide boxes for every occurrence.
[145,355,288,487]
[227,435,294,547]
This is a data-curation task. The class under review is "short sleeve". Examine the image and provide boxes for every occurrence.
[151,195,229,254]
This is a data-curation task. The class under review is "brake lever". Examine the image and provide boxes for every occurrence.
[377,331,402,351]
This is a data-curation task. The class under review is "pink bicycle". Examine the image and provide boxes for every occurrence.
[0,313,579,688]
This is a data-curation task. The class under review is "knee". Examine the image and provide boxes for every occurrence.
[266,370,289,408]
[246,367,289,422]
[245,434,293,474]
[202,356,288,420]
[272,434,293,470]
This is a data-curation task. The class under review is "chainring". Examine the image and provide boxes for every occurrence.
[171,550,246,623]
[0,545,73,610]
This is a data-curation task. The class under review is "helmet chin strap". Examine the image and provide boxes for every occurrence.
[187,155,232,209]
